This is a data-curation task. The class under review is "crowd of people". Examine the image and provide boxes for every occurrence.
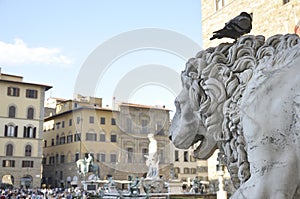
[0,187,97,199]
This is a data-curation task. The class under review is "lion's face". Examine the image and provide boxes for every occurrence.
[169,85,217,159]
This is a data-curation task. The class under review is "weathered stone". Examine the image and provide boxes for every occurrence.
[170,34,300,198]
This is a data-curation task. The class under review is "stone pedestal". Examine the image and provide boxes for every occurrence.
[168,180,183,193]
[142,178,168,193]
[81,180,98,192]
[217,190,227,199]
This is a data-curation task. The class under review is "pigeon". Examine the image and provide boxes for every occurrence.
[210,12,253,40]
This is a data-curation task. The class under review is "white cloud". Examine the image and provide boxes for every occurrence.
[0,38,72,66]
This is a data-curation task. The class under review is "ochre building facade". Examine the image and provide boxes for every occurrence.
[0,68,51,188]
[42,96,172,188]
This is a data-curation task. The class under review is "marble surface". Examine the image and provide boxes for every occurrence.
[169,34,300,198]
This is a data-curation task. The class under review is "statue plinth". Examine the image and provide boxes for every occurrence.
[142,178,168,194]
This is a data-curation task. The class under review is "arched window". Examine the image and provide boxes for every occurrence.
[25,145,32,157]
[60,133,65,144]
[27,107,34,119]
[8,106,16,118]
[6,144,13,156]
[23,126,36,138]
[4,124,18,137]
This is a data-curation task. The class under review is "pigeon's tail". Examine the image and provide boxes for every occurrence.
[210,30,224,40]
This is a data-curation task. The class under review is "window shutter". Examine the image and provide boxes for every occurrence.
[15,126,18,137]
[33,127,37,138]
[4,125,8,136]
[23,126,27,137]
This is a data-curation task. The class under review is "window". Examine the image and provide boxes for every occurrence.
[74,133,81,142]
[97,153,106,162]
[23,126,36,138]
[56,134,60,145]
[2,160,15,167]
[111,118,116,125]
[175,150,179,162]
[184,167,190,174]
[22,161,34,167]
[100,117,105,124]
[142,148,148,162]
[86,132,97,141]
[60,136,66,144]
[110,134,117,142]
[4,124,18,137]
[184,151,189,162]
[156,122,164,135]
[27,107,34,119]
[8,106,16,118]
[110,154,117,163]
[76,117,81,124]
[44,140,47,148]
[60,155,65,164]
[215,0,226,10]
[49,156,55,165]
[7,87,20,97]
[141,120,148,133]
[75,153,79,161]
[99,133,106,142]
[60,171,63,180]
[127,148,133,163]
[174,167,180,174]
[56,122,60,129]
[51,139,54,146]
[62,121,65,128]
[67,135,73,143]
[6,144,13,156]
[55,154,59,164]
[69,119,72,126]
[198,166,208,173]
[25,145,32,157]
[126,118,132,132]
[89,116,94,124]
[191,168,197,174]
[26,89,38,99]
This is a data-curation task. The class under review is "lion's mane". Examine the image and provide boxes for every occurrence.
[182,34,300,188]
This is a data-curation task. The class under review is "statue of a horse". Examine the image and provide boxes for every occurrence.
[76,158,100,179]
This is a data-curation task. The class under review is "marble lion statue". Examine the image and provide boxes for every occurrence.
[169,34,300,199]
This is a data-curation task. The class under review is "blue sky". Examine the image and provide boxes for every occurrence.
[0,0,202,112]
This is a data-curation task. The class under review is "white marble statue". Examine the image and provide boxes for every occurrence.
[85,153,93,173]
[145,133,159,179]
[76,153,100,179]
[169,34,300,199]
